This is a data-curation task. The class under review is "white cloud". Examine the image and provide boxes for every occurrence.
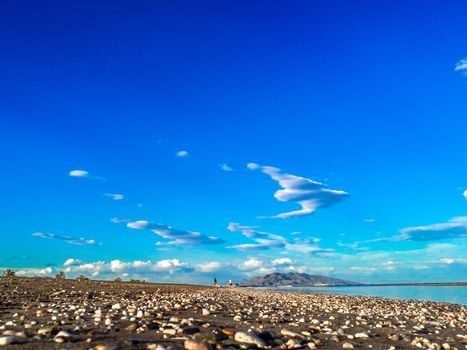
[153,259,187,272]
[69,169,89,177]
[227,222,287,251]
[455,58,467,75]
[0,255,337,283]
[247,163,349,218]
[16,267,53,277]
[32,232,96,246]
[239,258,263,270]
[227,223,289,251]
[116,219,225,246]
[363,219,376,223]
[62,258,193,279]
[219,163,234,172]
[176,150,189,157]
[69,169,105,180]
[64,258,83,266]
[463,190,467,200]
[382,260,399,271]
[400,216,467,241]
[285,241,332,254]
[196,261,222,273]
[339,236,393,249]
[104,193,125,200]
[66,261,105,277]
[227,223,268,238]
[227,221,331,254]
[271,258,293,266]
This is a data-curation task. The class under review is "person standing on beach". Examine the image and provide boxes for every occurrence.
[213,277,218,287]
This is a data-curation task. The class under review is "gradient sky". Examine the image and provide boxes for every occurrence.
[1,0,467,284]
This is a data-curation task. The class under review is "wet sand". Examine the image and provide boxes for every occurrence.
[0,277,465,349]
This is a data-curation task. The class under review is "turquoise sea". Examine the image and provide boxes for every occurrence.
[267,286,467,305]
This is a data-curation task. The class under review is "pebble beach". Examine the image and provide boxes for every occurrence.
[0,278,465,350]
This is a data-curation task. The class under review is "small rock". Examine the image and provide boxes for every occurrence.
[355,332,369,339]
[307,343,317,350]
[120,321,138,331]
[342,342,354,349]
[221,329,235,337]
[281,329,303,339]
[2,331,16,337]
[184,339,213,350]
[202,309,210,316]
[0,337,15,346]
[54,330,73,343]
[148,344,166,350]
[285,338,301,349]
[112,303,122,310]
[95,344,120,350]
[234,332,267,348]
[37,327,56,335]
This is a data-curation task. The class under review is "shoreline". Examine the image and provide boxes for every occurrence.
[0,277,466,349]
[242,283,467,288]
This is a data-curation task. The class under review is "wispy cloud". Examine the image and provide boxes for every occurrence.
[176,150,189,157]
[114,219,225,246]
[69,169,105,180]
[363,218,376,223]
[219,163,234,172]
[227,222,286,251]
[338,236,393,249]
[440,258,467,265]
[349,266,377,273]
[463,190,467,200]
[400,216,467,241]
[103,193,125,200]
[227,222,331,254]
[247,163,349,218]
[32,232,96,245]
[455,58,467,75]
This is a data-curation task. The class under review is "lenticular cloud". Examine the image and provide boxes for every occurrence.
[247,163,349,218]
[114,219,225,246]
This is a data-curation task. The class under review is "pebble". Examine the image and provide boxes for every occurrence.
[202,309,210,316]
[0,337,15,346]
[281,329,303,338]
[54,330,73,342]
[342,342,354,349]
[234,332,267,348]
[184,339,212,350]
[355,332,369,339]
[37,326,55,335]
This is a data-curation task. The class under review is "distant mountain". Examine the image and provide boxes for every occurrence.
[239,272,362,287]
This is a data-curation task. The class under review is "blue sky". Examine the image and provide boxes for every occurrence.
[1,0,467,284]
